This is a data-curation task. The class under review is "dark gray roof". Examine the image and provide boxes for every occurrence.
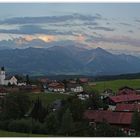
[67,83,81,88]
[5,76,13,80]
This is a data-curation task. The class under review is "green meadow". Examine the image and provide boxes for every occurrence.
[84,79,140,93]
[28,92,70,107]
[0,130,51,137]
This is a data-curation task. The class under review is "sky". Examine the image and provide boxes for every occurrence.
[0,3,140,55]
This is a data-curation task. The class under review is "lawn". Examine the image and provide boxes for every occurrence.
[28,92,70,106]
[84,79,140,93]
[0,130,50,137]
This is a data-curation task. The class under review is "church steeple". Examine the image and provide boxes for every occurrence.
[1,66,4,71]
[0,66,6,85]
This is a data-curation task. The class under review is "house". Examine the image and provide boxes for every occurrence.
[38,77,50,84]
[0,87,7,98]
[77,92,89,100]
[117,86,136,95]
[66,83,83,93]
[5,76,18,85]
[0,67,18,86]
[107,94,140,105]
[5,87,19,93]
[17,82,26,86]
[115,103,140,112]
[69,80,77,84]
[31,85,42,93]
[101,88,114,99]
[48,82,65,93]
[19,85,41,93]
[84,110,133,129]
[79,78,89,84]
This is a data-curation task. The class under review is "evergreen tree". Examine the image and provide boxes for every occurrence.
[44,112,59,134]
[60,108,74,136]
[131,111,140,132]
[62,79,68,91]
[26,74,30,85]
[95,120,125,137]
[69,97,85,121]
[3,93,31,119]
[85,92,103,110]
[31,97,47,122]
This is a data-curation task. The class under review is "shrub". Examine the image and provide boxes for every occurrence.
[8,119,32,133]
[0,120,11,130]
[32,120,46,134]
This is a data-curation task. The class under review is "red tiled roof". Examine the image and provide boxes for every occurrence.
[79,78,89,83]
[109,94,140,103]
[115,103,140,112]
[84,110,132,125]
[117,89,136,95]
[48,83,64,89]
[0,88,7,93]
[39,78,49,83]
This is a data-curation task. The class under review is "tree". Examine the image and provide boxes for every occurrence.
[72,121,94,136]
[31,97,47,122]
[44,112,59,134]
[62,79,68,91]
[95,120,125,137]
[131,111,140,132]
[85,92,103,110]
[69,97,85,121]
[8,119,32,133]
[3,93,31,119]
[7,82,12,87]
[59,108,74,136]
[15,75,24,82]
[76,78,80,84]
[31,120,46,134]
[26,74,30,85]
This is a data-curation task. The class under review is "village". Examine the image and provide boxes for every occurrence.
[1,67,140,136]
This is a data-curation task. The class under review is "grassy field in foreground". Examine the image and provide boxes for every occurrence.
[84,79,140,93]
[0,130,50,137]
[28,93,70,107]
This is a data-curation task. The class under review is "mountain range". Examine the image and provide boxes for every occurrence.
[0,45,140,76]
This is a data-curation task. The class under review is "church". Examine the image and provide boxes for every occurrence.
[0,67,18,86]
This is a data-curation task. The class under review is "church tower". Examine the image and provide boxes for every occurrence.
[0,67,6,85]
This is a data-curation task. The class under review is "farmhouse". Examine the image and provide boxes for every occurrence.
[117,86,136,95]
[115,103,140,112]
[84,110,133,128]
[19,85,42,93]
[107,94,140,105]
[0,87,7,98]
[66,83,83,93]
[101,88,114,99]
[79,78,89,84]
[48,82,65,93]
[77,92,89,100]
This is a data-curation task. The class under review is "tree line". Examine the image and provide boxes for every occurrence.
[0,91,136,137]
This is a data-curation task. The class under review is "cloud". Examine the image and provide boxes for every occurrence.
[0,35,57,49]
[0,13,102,25]
[83,22,98,26]
[23,35,56,43]
[120,22,132,26]
[89,26,115,31]
[106,22,110,25]
[135,19,140,23]
[0,25,74,35]
[86,35,140,47]
[75,34,86,42]
[128,30,134,33]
